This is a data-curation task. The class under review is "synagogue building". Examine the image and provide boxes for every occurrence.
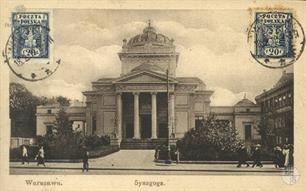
[35,23,261,149]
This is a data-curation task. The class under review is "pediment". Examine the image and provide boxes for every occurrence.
[114,71,177,84]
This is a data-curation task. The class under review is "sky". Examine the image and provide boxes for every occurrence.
[11,9,292,106]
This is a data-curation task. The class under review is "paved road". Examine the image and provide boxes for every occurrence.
[10,168,285,175]
[10,150,286,175]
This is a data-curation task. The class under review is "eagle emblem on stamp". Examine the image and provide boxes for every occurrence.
[248,11,305,68]
[3,12,60,81]
[12,12,49,58]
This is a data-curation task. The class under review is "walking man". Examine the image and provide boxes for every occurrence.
[273,146,284,168]
[237,144,249,167]
[175,148,180,164]
[82,150,89,172]
[252,144,263,168]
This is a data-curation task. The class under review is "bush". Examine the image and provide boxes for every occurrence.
[83,135,110,150]
[157,144,177,160]
[177,114,242,161]
[10,145,39,160]
[34,134,111,159]
[36,134,84,159]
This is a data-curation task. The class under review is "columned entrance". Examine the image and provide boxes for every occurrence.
[121,92,170,139]
[140,114,151,138]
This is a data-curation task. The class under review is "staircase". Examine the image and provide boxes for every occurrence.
[120,138,168,149]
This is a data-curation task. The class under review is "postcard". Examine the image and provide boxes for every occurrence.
[0,0,305,191]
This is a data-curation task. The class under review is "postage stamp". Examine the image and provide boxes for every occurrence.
[247,11,305,68]
[255,12,293,58]
[3,11,60,81]
[12,12,49,58]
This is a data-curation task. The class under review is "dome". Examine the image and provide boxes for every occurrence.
[235,98,255,107]
[131,63,165,74]
[127,22,174,48]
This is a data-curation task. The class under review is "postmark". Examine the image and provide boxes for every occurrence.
[282,167,300,185]
[3,12,60,81]
[247,11,305,68]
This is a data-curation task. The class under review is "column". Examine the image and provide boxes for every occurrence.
[151,92,157,139]
[133,92,140,138]
[82,121,86,136]
[116,93,122,139]
[169,93,175,138]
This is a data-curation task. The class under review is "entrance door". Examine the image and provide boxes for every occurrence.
[141,114,151,138]
[158,123,168,138]
[245,124,252,141]
[126,123,134,138]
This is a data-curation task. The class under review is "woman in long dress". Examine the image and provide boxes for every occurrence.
[36,146,46,167]
[282,144,290,168]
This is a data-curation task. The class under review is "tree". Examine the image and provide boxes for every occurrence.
[177,114,242,160]
[56,96,70,107]
[38,96,70,106]
[9,83,40,137]
[38,108,83,159]
[9,82,72,138]
[254,117,275,148]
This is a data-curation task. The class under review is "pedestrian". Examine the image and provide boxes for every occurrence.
[288,144,294,167]
[252,144,263,168]
[82,150,89,172]
[35,146,46,167]
[236,144,249,167]
[21,145,29,165]
[282,144,290,169]
[273,146,284,168]
[175,148,180,164]
[154,147,160,161]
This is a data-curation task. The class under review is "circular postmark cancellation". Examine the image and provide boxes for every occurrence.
[247,12,305,69]
[3,12,60,81]
[282,167,300,185]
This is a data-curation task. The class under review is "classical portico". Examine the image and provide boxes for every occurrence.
[82,22,213,148]
[115,91,175,140]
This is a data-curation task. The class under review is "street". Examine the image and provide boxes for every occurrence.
[10,150,286,175]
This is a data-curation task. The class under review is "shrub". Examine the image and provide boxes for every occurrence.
[157,144,177,160]
[177,114,242,161]
[10,145,39,160]
[83,135,110,150]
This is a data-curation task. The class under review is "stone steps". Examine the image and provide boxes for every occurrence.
[120,138,168,149]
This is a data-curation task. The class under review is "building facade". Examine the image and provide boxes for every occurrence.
[36,23,261,148]
[255,71,293,145]
[82,23,213,145]
[36,102,86,136]
[212,97,261,145]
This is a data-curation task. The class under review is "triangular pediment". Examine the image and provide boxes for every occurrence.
[113,71,177,84]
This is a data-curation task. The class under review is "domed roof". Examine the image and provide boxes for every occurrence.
[131,63,165,74]
[127,21,174,47]
[235,98,255,107]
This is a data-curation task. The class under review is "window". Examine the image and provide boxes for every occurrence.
[47,109,52,114]
[195,116,204,128]
[244,124,252,141]
[92,116,97,134]
[246,108,250,112]
[46,125,53,135]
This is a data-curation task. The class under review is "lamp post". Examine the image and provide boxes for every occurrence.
[165,69,172,164]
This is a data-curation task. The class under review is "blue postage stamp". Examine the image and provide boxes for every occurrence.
[12,12,49,58]
[255,12,293,58]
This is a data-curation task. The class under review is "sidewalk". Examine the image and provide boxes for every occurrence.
[10,161,285,173]
[9,150,286,173]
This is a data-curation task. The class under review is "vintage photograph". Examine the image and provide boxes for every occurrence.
[5,9,298,177]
